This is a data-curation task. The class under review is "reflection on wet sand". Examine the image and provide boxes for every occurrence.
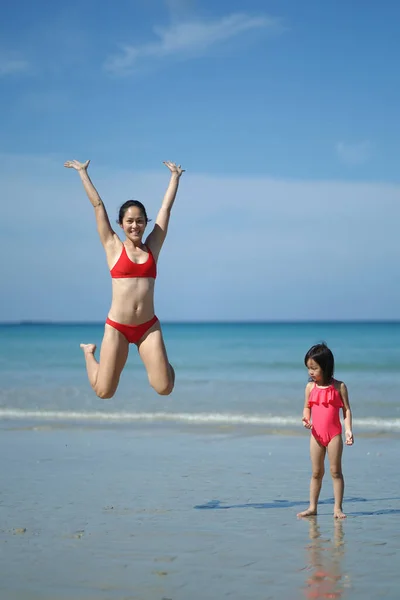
[302,518,351,599]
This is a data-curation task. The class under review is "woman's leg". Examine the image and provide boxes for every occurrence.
[80,324,129,399]
[137,321,174,395]
[327,434,345,519]
[297,435,326,517]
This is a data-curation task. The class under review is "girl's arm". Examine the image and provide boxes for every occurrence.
[145,161,184,258]
[340,382,354,445]
[64,160,118,249]
[302,382,313,429]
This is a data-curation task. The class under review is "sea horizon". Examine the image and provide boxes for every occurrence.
[2,319,400,325]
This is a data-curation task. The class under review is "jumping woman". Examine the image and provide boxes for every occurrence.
[64,159,184,399]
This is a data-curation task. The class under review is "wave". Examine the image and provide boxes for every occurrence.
[0,409,400,431]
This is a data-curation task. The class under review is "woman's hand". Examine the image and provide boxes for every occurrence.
[163,161,185,177]
[302,417,312,429]
[345,430,354,445]
[64,159,90,171]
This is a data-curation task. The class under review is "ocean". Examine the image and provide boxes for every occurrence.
[2,321,400,599]
[1,321,399,435]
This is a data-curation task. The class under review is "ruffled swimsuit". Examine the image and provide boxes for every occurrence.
[309,381,344,447]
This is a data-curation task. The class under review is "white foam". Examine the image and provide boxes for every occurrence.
[0,409,399,431]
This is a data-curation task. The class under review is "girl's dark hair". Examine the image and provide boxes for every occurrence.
[304,343,334,384]
[117,200,150,224]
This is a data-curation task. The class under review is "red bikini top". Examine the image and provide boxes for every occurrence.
[110,245,157,279]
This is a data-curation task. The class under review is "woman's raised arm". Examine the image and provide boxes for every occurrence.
[64,159,117,249]
[145,161,184,257]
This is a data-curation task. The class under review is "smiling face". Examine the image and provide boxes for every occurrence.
[306,358,324,384]
[120,206,147,242]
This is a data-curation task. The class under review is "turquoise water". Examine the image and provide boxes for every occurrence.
[1,322,399,433]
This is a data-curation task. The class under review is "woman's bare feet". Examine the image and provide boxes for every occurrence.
[80,343,96,355]
[297,508,317,518]
[334,508,346,519]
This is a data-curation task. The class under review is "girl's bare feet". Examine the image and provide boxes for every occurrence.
[334,509,346,519]
[80,343,96,354]
[297,508,317,518]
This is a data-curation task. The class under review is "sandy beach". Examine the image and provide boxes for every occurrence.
[1,424,399,599]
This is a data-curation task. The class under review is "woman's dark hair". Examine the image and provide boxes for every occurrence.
[304,343,334,384]
[117,200,150,224]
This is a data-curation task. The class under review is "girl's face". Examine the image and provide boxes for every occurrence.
[120,206,147,242]
[306,358,324,384]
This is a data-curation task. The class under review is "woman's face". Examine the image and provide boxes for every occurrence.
[120,206,147,242]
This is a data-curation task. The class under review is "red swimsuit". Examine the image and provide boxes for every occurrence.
[309,382,343,447]
[110,244,157,279]
[106,244,158,344]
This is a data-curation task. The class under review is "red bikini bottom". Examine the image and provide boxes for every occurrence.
[106,315,158,344]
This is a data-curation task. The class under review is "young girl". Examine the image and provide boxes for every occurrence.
[64,159,184,399]
[297,343,354,519]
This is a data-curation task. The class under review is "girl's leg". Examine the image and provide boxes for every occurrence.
[297,435,326,517]
[327,434,345,519]
[137,321,174,395]
[80,324,129,399]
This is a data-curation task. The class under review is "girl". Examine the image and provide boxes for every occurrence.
[64,159,184,399]
[297,343,354,519]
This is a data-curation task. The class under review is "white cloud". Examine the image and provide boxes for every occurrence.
[0,53,29,76]
[104,13,282,75]
[336,141,372,166]
[1,153,400,322]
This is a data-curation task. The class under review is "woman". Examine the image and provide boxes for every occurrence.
[64,158,184,399]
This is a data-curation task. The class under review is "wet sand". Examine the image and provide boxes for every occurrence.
[0,425,399,599]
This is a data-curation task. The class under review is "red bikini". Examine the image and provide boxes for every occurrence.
[106,244,158,344]
[106,315,158,344]
[110,244,157,279]
[309,382,344,447]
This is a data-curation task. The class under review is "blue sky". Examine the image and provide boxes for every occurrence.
[1,0,400,321]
